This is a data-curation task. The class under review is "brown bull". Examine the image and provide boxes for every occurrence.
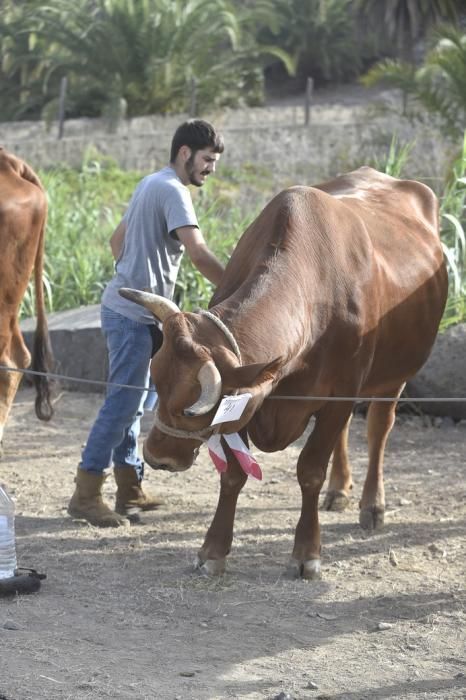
[120,166,448,579]
[0,148,53,449]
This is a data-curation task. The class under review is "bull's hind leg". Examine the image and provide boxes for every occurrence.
[359,385,404,531]
[290,403,354,580]
[195,435,248,576]
[323,413,353,511]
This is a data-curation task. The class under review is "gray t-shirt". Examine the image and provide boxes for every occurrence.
[102,166,198,323]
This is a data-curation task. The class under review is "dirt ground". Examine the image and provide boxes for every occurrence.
[0,386,465,700]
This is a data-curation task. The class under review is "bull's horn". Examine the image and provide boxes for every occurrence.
[184,361,222,417]
[118,288,180,322]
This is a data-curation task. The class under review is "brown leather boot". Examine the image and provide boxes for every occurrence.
[68,468,128,527]
[114,466,164,518]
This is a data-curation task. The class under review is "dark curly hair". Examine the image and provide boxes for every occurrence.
[170,119,224,162]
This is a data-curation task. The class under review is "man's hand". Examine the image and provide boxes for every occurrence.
[176,226,224,286]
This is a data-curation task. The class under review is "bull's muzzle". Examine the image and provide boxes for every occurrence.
[142,443,199,473]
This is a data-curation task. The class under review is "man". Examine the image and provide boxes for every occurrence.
[68,119,225,527]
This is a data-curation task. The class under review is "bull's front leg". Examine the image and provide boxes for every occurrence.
[290,404,354,580]
[195,435,248,576]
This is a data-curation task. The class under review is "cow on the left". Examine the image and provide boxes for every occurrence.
[0,147,54,452]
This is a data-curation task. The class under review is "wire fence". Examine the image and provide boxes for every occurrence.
[2,365,465,404]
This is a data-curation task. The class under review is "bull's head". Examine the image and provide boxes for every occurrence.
[119,288,280,473]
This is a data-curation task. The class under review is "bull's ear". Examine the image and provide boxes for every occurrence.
[222,357,281,392]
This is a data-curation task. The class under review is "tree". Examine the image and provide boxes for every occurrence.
[258,0,368,89]
[362,25,466,140]
[0,0,294,121]
[0,0,50,119]
[357,0,461,62]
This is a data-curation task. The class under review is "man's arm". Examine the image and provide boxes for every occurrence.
[110,220,126,260]
[176,226,224,287]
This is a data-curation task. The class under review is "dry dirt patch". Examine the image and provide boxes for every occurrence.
[0,387,465,700]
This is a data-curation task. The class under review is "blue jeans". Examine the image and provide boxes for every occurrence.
[80,306,161,479]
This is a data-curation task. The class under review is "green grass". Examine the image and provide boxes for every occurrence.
[373,133,466,331]
[21,152,141,317]
[22,157,272,318]
[438,133,466,330]
[21,140,466,332]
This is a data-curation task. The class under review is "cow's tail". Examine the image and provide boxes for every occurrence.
[31,192,54,421]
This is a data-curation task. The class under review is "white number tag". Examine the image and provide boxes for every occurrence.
[210,393,252,426]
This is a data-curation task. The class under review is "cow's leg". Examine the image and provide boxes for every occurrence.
[0,330,30,456]
[359,385,404,531]
[290,403,354,580]
[195,438,248,576]
[0,368,23,455]
[323,413,353,511]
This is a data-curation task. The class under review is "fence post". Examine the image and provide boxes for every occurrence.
[57,76,68,140]
[304,76,314,126]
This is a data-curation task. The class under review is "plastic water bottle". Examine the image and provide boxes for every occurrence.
[0,485,17,580]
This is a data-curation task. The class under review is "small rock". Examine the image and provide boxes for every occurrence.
[398,498,412,506]
[179,671,195,677]
[306,680,319,689]
[376,622,393,631]
[454,672,465,679]
[388,549,399,567]
[316,612,338,621]
[428,543,447,557]
[3,621,20,630]
[271,693,294,700]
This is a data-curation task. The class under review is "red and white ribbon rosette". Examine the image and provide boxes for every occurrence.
[207,433,262,480]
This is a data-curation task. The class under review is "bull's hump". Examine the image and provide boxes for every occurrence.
[314,166,394,199]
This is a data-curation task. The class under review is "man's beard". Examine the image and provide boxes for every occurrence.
[185,154,208,187]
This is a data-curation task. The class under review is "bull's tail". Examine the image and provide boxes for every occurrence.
[31,199,54,421]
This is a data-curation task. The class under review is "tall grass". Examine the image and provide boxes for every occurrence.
[21,158,271,318]
[373,135,413,177]
[21,152,140,317]
[373,133,466,330]
[21,142,466,332]
[438,133,466,330]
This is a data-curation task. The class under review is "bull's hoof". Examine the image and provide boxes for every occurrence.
[287,557,322,580]
[323,489,351,512]
[359,506,385,531]
[194,555,226,576]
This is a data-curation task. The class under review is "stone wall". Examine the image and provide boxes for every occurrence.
[0,98,456,184]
